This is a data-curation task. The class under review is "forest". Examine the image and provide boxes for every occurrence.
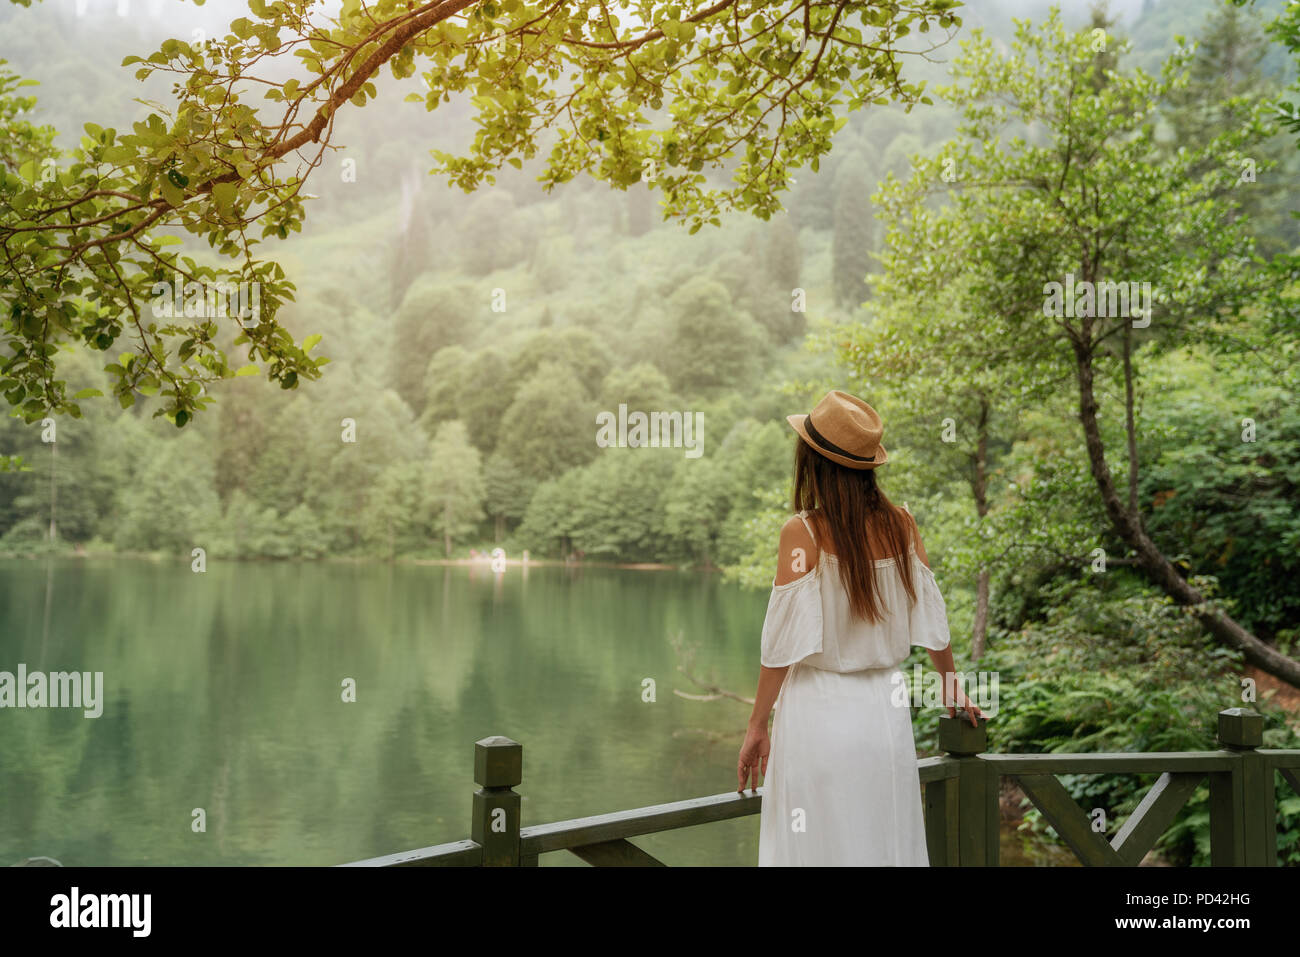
[2,0,1300,864]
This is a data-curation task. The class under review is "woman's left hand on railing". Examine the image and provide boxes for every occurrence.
[946,694,985,727]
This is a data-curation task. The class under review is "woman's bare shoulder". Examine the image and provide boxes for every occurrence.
[774,514,819,586]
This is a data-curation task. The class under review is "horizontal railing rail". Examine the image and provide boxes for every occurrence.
[980,753,1236,773]
[341,709,1300,867]
[342,839,481,868]
[520,790,762,862]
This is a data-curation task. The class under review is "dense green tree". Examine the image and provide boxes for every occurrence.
[482,452,536,543]
[662,454,740,567]
[515,470,584,558]
[421,346,515,456]
[362,461,432,559]
[597,363,678,414]
[389,278,476,417]
[1137,354,1300,647]
[304,388,427,552]
[244,395,319,516]
[0,349,132,546]
[216,489,291,559]
[663,278,765,396]
[212,378,275,504]
[427,421,486,557]
[420,345,472,432]
[574,450,678,561]
[456,350,516,456]
[113,434,222,555]
[497,363,597,482]
[873,9,1300,683]
[508,328,612,397]
[1165,0,1300,255]
[280,503,331,560]
[516,444,697,562]
[714,419,802,572]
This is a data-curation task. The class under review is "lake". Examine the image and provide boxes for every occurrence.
[0,557,1068,866]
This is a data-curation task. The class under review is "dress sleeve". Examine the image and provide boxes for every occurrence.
[909,560,952,652]
[759,573,824,668]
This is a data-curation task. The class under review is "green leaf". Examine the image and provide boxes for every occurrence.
[212,181,239,216]
[235,364,260,377]
[73,388,103,399]
[160,176,185,207]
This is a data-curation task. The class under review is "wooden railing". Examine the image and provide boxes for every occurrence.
[340,708,1300,867]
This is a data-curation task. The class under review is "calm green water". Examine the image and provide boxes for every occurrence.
[0,557,1068,866]
[0,557,774,866]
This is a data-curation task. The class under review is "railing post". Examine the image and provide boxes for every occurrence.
[939,711,998,866]
[924,767,959,867]
[472,735,523,866]
[1211,708,1272,867]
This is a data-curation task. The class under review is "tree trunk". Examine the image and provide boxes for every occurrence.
[970,397,991,661]
[495,513,504,543]
[444,502,452,557]
[1122,323,1140,519]
[1072,338,1300,687]
[971,568,991,661]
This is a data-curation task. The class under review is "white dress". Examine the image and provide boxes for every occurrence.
[757,510,952,866]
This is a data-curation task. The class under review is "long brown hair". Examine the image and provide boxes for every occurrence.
[792,437,916,622]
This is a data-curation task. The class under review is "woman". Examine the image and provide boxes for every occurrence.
[737,390,984,866]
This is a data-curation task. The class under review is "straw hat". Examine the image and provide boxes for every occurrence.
[786,390,888,470]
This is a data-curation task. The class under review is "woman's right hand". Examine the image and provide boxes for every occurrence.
[940,676,984,726]
[737,722,770,793]
[947,699,985,727]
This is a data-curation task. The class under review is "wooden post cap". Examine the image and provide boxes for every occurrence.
[474,736,523,788]
[1217,708,1262,750]
[939,712,988,756]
